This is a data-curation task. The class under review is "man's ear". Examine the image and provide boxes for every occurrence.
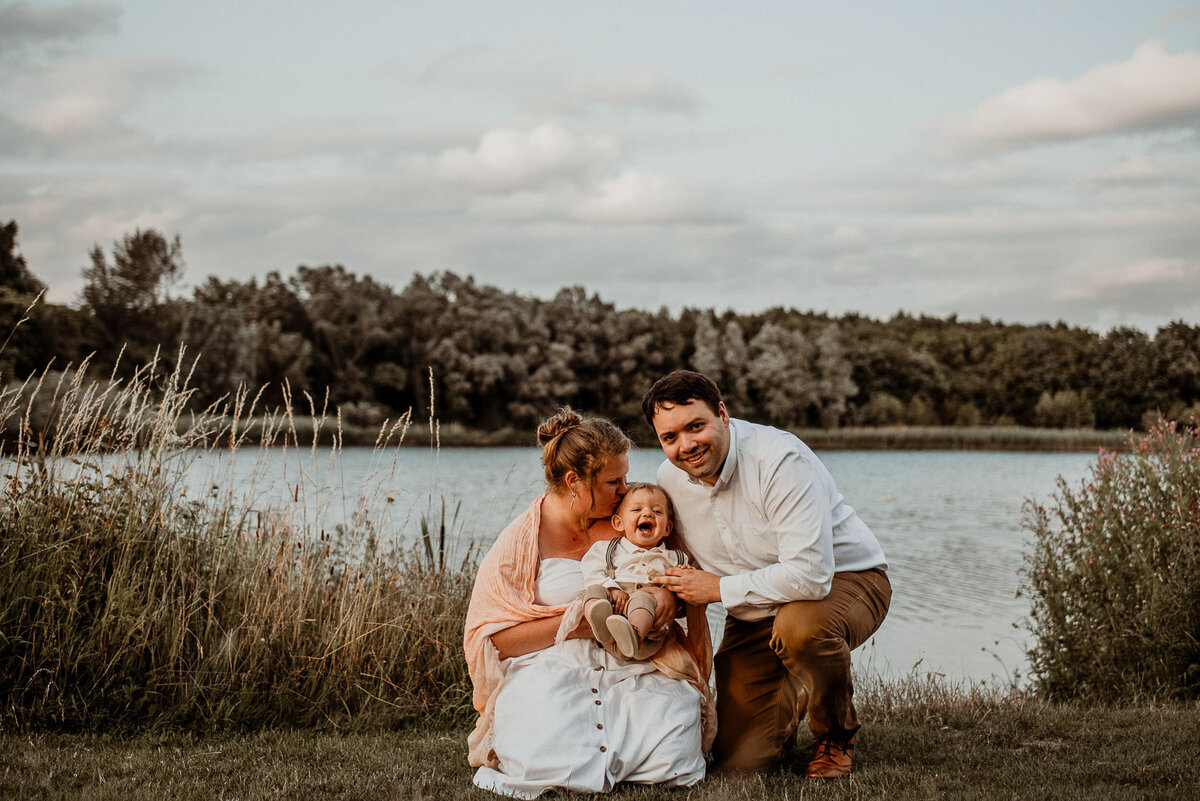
[717,401,730,425]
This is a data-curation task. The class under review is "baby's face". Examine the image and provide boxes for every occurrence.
[616,488,672,548]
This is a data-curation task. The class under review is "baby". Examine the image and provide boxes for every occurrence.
[580,482,690,660]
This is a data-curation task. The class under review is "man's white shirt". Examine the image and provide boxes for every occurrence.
[657,418,887,621]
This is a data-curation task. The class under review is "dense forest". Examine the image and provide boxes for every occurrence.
[2,220,1198,441]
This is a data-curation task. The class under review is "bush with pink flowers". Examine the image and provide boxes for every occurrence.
[1022,418,1200,701]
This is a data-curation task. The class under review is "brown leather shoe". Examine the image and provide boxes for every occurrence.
[804,735,854,779]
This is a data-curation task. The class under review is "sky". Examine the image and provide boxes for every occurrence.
[2,1,1199,333]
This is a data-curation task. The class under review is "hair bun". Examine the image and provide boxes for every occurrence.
[536,407,583,447]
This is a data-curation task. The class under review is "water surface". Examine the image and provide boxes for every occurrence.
[172,445,1094,684]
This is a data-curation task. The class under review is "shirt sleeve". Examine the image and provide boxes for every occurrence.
[579,540,611,589]
[718,450,835,614]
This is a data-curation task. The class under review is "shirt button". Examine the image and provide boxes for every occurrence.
[600,746,608,752]
[594,666,603,671]
[595,699,602,705]
[597,724,604,730]
[591,688,598,693]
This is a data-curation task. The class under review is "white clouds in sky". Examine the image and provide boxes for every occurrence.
[435,124,721,225]
[2,2,1199,331]
[12,52,194,139]
[436,124,618,192]
[937,41,1200,153]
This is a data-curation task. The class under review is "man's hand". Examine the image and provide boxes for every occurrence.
[654,565,722,605]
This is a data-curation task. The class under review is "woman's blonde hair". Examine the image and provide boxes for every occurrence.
[536,407,632,496]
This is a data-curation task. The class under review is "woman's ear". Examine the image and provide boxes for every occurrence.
[565,470,582,495]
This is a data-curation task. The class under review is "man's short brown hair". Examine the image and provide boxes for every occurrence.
[641,370,723,428]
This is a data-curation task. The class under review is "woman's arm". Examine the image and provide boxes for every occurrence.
[491,613,590,659]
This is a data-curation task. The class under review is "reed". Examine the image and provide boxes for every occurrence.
[0,353,477,731]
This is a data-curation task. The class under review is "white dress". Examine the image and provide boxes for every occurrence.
[472,558,706,799]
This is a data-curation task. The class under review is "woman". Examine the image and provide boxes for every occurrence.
[464,409,715,798]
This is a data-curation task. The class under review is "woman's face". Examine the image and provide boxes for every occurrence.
[586,452,629,518]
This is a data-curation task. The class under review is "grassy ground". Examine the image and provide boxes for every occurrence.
[4,701,1197,801]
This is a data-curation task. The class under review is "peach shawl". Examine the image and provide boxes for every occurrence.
[463,494,716,768]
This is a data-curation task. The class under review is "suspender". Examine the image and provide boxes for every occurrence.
[604,538,622,579]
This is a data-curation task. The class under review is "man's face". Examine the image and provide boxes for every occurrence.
[651,400,731,486]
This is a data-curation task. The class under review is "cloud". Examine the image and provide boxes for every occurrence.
[1054,257,1199,302]
[1089,153,1164,188]
[415,40,552,90]
[934,41,1200,154]
[436,124,618,193]
[410,42,697,117]
[1158,5,1196,29]
[0,1,119,50]
[573,169,698,224]
[5,51,196,141]
[531,65,699,115]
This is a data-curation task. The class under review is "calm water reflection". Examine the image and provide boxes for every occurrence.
[173,445,1095,683]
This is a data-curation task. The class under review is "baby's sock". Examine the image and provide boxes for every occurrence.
[627,607,654,637]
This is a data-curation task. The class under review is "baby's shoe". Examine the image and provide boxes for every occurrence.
[585,599,615,645]
[606,615,642,659]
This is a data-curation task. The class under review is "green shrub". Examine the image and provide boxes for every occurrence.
[1021,419,1200,701]
[0,356,476,731]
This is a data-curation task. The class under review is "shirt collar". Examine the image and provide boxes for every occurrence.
[622,538,667,553]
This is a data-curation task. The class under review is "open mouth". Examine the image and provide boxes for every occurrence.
[637,521,654,533]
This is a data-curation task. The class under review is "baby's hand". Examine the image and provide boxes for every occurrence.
[610,588,630,614]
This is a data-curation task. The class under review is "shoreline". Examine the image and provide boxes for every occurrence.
[214,422,1132,452]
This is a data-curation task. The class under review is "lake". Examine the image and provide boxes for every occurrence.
[172,443,1097,685]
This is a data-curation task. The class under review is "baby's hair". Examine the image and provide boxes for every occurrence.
[617,482,676,525]
[536,407,632,493]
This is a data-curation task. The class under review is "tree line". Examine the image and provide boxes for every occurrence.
[2,220,1198,440]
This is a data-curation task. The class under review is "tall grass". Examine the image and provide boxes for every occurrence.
[0,353,477,731]
[1020,418,1200,701]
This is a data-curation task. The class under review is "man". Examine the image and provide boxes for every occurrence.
[646,370,890,779]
